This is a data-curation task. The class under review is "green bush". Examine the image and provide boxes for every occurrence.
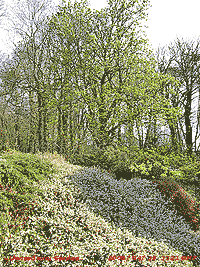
[0,150,61,223]
[128,146,200,191]
[69,143,136,179]
[67,142,200,196]
[94,144,140,180]
[69,144,105,168]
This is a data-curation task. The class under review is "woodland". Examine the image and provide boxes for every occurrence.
[0,0,200,266]
[0,0,199,159]
[0,0,199,202]
[0,0,199,157]
[0,0,200,207]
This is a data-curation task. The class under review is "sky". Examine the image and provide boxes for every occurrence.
[0,0,200,151]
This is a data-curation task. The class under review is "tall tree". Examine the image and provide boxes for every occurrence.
[47,0,184,155]
[0,0,65,154]
[114,47,182,153]
[154,47,185,153]
[0,0,7,26]
[38,14,98,156]
[0,50,31,152]
[0,0,188,159]
[153,37,200,156]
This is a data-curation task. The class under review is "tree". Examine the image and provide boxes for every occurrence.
[111,46,182,153]
[36,4,99,156]
[0,0,99,156]
[129,36,200,157]
[0,50,30,152]
[0,0,63,154]
[46,0,184,157]
[0,0,187,160]
[0,0,7,26]
[0,0,95,157]
[0,3,52,154]
[152,46,184,153]
[153,37,200,156]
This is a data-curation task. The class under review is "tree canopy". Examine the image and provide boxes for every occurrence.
[1,0,198,159]
[45,0,184,153]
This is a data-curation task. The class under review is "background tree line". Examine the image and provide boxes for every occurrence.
[0,0,200,160]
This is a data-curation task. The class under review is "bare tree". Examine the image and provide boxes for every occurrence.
[0,0,7,26]
[153,36,200,156]
[0,0,64,154]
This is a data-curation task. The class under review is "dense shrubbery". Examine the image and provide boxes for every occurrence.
[70,143,137,178]
[0,149,61,227]
[66,143,200,232]
[60,142,200,199]
[68,143,200,187]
